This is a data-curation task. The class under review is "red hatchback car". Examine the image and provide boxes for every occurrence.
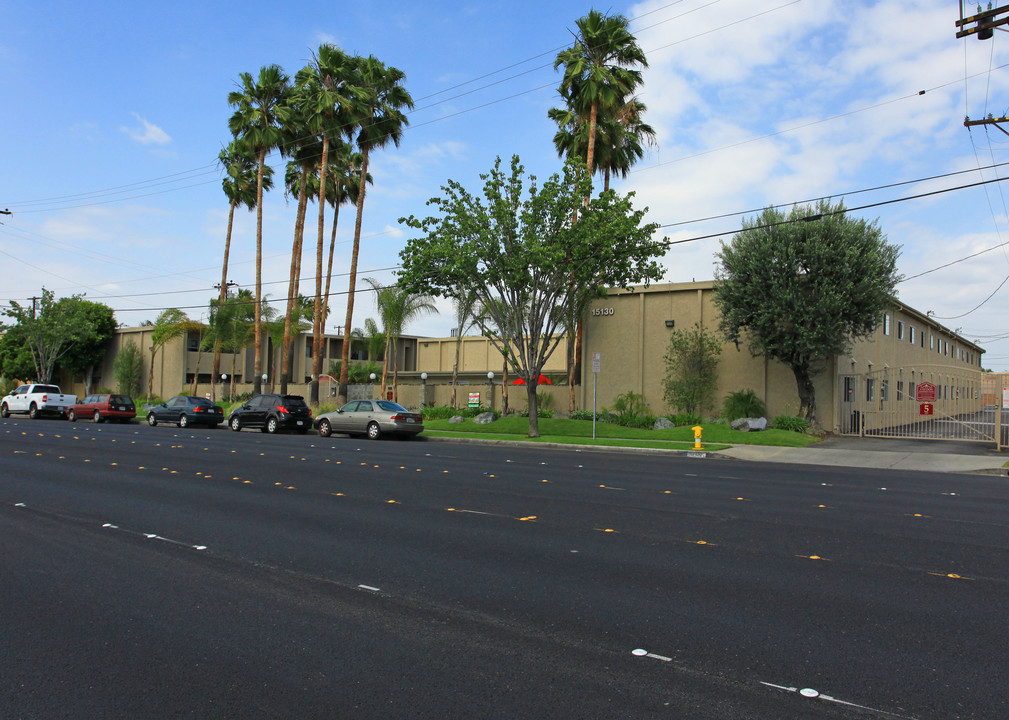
[68,393,137,423]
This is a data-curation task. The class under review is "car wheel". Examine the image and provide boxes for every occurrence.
[93,410,102,423]
[230,416,242,432]
[318,419,332,438]
[266,417,279,434]
[29,404,38,420]
[1,403,9,418]
[67,409,77,422]
[367,422,382,440]
[147,413,158,427]
[178,414,189,428]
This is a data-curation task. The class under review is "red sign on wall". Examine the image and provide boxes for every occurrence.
[919,403,934,416]
[916,382,937,402]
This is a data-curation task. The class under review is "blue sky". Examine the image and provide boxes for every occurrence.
[2,0,1009,370]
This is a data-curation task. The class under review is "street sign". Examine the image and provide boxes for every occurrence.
[919,403,934,416]
[916,382,937,402]
[592,352,601,374]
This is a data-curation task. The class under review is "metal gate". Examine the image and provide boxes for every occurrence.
[838,367,1008,449]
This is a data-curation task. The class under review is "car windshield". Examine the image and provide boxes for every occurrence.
[281,396,308,408]
[376,401,408,412]
[192,397,216,407]
[111,395,133,405]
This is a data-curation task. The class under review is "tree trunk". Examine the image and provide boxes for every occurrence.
[322,194,341,333]
[338,148,370,406]
[253,148,266,397]
[451,335,462,408]
[147,348,157,403]
[212,198,237,403]
[282,164,310,395]
[502,354,509,416]
[526,381,540,438]
[791,363,817,425]
[380,333,390,401]
[311,135,330,406]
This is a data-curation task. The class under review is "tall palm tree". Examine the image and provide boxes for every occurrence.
[322,144,371,333]
[337,56,414,405]
[212,141,270,402]
[554,10,648,187]
[364,278,436,402]
[227,64,292,396]
[297,45,358,405]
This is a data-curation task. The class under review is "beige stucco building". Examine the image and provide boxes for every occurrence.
[67,281,986,435]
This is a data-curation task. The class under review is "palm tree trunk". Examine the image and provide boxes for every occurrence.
[338,148,370,405]
[311,135,330,405]
[323,194,341,329]
[392,337,399,402]
[451,336,462,408]
[253,148,266,397]
[212,198,238,403]
[380,332,390,400]
[281,164,310,395]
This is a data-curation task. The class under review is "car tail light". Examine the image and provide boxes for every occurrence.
[42,395,48,402]
[277,405,289,414]
[194,406,204,413]
[389,414,404,420]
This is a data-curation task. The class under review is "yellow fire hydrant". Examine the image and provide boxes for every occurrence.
[692,425,703,450]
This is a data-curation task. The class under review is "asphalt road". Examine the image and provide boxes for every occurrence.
[2,417,1006,719]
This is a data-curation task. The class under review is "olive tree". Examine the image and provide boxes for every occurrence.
[714,200,901,425]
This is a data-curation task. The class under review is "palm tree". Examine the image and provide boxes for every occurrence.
[337,56,414,405]
[296,45,358,405]
[364,278,436,402]
[212,141,270,402]
[227,64,292,396]
[553,10,648,187]
[267,294,312,391]
[147,308,190,403]
[322,144,371,334]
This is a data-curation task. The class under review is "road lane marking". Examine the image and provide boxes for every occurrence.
[760,682,915,718]
[631,648,671,662]
[358,585,381,592]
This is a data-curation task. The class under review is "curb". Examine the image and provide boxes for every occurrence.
[420,434,733,459]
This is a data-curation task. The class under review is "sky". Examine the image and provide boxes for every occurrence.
[2,0,1009,370]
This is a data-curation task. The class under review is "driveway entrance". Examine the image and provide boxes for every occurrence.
[838,367,1008,450]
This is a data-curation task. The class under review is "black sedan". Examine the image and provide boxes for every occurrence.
[146,396,224,428]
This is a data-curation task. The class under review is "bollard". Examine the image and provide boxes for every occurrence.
[692,425,703,450]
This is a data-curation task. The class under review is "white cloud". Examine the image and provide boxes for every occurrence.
[121,112,171,145]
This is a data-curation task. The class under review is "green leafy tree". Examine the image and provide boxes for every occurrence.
[0,323,36,382]
[662,323,722,417]
[714,200,901,425]
[4,289,99,384]
[114,340,144,398]
[337,55,414,405]
[398,156,663,437]
[56,299,116,394]
[228,64,292,396]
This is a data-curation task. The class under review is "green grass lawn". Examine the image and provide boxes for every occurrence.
[423,417,821,449]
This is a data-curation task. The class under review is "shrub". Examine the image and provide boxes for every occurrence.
[113,340,144,398]
[773,415,808,433]
[423,405,459,420]
[569,409,603,421]
[518,407,554,418]
[722,389,766,421]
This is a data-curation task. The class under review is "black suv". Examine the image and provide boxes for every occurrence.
[228,394,312,434]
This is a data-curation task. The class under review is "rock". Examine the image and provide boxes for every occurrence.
[653,417,676,430]
[473,412,498,425]
[731,417,767,431]
[449,415,465,424]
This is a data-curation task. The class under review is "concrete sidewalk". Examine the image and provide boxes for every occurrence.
[717,437,1009,474]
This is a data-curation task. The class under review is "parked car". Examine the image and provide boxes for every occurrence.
[1,384,77,419]
[68,393,136,423]
[313,399,423,440]
[228,394,312,434]
[146,395,224,428]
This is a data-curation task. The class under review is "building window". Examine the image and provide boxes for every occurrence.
[843,376,855,402]
[883,314,890,335]
[897,321,904,340]
[909,326,915,344]
[866,379,876,402]
[897,380,904,400]
[921,330,925,348]
[943,341,948,356]
[930,335,934,350]
[187,333,201,352]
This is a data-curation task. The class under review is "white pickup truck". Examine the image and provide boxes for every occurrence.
[1,384,78,419]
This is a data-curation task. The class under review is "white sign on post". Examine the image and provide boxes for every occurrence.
[591,353,600,439]
[1003,387,1009,408]
[592,352,601,373]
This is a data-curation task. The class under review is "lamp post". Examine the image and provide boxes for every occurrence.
[370,373,377,400]
[486,371,495,412]
[420,372,429,408]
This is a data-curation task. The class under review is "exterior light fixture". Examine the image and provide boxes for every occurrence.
[665,320,675,328]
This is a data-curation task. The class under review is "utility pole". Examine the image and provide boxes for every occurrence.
[956,3,1009,39]
[958,5,1009,132]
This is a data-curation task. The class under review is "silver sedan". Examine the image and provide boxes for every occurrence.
[314,399,424,440]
